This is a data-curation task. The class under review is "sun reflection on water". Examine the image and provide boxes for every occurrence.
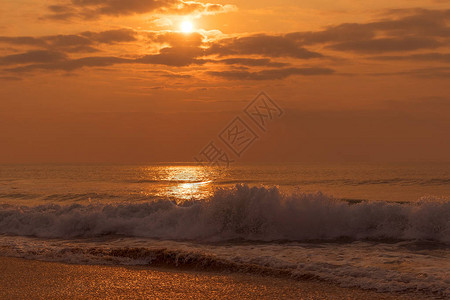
[141,165,220,202]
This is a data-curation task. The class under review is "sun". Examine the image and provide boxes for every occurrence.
[180,20,194,33]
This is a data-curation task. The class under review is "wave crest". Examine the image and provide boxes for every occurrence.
[0,185,449,242]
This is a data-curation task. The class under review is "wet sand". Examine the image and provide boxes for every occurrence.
[0,257,416,299]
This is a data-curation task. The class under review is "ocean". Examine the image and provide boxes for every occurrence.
[0,163,449,298]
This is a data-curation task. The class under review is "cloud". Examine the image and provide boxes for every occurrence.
[0,36,97,53]
[1,30,291,71]
[370,67,450,78]
[137,46,206,67]
[403,67,450,78]
[370,53,450,63]
[286,9,450,53]
[215,58,289,67]
[328,37,442,53]
[207,34,323,59]
[148,32,205,47]
[212,9,449,57]
[1,8,449,80]
[161,72,192,78]
[0,29,137,53]
[46,0,234,19]
[0,30,209,71]
[79,29,137,43]
[7,56,131,72]
[0,76,22,81]
[2,47,329,77]
[286,23,376,45]
[0,36,47,47]
[166,1,236,16]
[294,9,450,42]
[0,50,67,66]
[368,9,450,37]
[47,0,176,19]
[208,67,334,80]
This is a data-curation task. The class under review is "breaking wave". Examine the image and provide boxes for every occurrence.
[1,238,448,298]
[0,185,449,243]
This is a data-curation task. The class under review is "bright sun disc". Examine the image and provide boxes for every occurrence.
[180,21,194,33]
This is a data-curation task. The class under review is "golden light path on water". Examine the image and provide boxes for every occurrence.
[139,165,221,202]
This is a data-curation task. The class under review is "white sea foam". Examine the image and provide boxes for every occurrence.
[0,185,449,243]
[0,236,448,298]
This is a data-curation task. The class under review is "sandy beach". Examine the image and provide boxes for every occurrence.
[0,257,418,300]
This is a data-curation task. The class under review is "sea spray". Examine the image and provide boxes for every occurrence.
[1,185,449,243]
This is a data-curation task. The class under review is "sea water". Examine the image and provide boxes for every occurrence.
[0,163,449,298]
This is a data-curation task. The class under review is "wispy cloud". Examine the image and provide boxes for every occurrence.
[45,0,235,20]
[1,9,449,81]
[208,67,334,80]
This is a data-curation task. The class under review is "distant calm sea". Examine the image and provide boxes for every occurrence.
[0,163,449,298]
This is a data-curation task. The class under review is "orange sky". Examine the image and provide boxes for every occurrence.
[0,0,449,163]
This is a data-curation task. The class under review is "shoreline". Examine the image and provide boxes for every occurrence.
[0,256,419,299]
